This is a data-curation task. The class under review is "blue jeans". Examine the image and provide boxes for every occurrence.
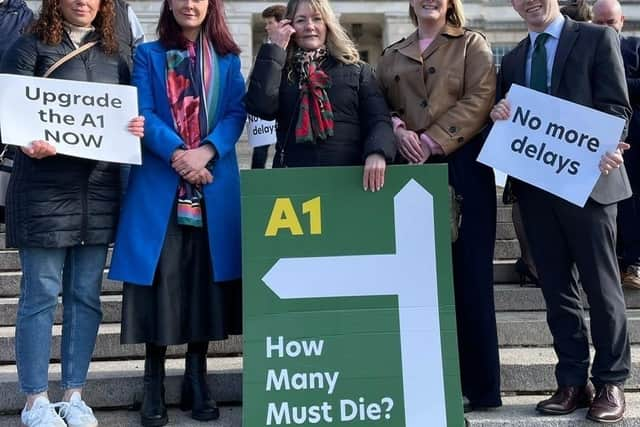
[16,245,107,393]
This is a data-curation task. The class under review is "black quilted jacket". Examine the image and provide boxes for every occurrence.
[245,43,396,168]
[0,32,130,248]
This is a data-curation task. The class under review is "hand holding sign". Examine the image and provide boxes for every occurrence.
[0,74,141,164]
[21,140,57,159]
[479,84,626,206]
[599,142,629,175]
[491,95,627,176]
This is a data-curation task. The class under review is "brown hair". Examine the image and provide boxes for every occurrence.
[262,4,286,21]
[33,0,117,54]
[409,0,466,28]
[560,0,592,22]
[158,0,241,54]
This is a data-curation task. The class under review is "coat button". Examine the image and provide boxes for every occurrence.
[428,66,436,74]
[394,75,400,82]
[449,126,457,133]
[457,137,464,143]
[420,100,428,108]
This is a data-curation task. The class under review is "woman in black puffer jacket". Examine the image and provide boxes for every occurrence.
[245,0,395,190]
[0,0,143,425]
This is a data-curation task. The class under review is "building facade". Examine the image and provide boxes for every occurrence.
[120,0,640,78]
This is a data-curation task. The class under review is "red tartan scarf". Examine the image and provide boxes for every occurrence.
[293,47,334,143]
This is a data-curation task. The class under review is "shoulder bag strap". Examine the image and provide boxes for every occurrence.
[43,41,98,78]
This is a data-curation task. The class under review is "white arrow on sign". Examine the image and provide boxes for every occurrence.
[262,179,447,426]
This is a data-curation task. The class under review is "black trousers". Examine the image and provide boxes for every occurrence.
[517,184,630,386]
[251,145,270,169]
[440,139,502,407]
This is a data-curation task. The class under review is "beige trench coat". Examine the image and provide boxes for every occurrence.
[377,25,496,155]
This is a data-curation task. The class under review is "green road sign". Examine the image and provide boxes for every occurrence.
[241,165,463,426]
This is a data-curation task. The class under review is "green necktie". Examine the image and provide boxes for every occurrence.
[530,33,551,93]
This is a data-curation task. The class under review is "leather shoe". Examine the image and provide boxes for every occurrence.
[587,384,625,423]
[536,383,595,415]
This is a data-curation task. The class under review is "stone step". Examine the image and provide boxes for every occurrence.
[494,260,520,284]
[0,271,121,298]
[0,407,242,426]
[0,324,242,362]
[466,393,640,426]
[497,310,640,346]
[3,396,639,426]
[2,282,638,324]
[495,239,521,260]
[1,312,639,363]
[0,261,519,298]
[497,206,512,223]
[500,346,640,393]
[0,357,242,412]
[0,295,122,326]
[494,284,640,311]
[0,248,113,272]
[496,222,516,240]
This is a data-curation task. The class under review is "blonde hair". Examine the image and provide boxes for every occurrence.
[409,0,466,28]
[285,0,360,64]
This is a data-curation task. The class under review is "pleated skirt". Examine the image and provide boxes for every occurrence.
[120,204,242,345]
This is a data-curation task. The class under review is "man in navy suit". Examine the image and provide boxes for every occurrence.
[593,0,640,290]
[491,0,632,422]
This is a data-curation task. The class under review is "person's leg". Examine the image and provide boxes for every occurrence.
[250,145,270,169]
[141,343,168,427]
[449,157,501,408]
[559,201,631,386]
[517,188,596,414]
[511,201,539,284]
[16,247,67,426]
[558,200,630,423]
[181,341,219,421]
[60,245,107,392]
[59,245,107,427]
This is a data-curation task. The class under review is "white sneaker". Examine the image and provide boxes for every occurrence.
[59,392,98,427]
[20,396,66,427]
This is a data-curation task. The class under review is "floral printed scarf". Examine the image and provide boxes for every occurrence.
[166,32,220,227]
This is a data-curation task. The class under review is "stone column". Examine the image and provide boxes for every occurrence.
[383,13,414,48]
[226,12,253,79]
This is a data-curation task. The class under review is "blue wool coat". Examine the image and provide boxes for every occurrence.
[109,41,246,286]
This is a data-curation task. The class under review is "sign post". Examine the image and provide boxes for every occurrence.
[241,165,463,426]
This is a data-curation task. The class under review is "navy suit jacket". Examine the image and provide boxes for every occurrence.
[498,18,632,204]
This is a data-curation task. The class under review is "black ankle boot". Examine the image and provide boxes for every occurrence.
[180,342,220,421]
[141,344,168,427]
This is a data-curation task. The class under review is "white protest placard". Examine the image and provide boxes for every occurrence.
[477,84,625,207]
[0,73,141,164]
[246,114,276,147]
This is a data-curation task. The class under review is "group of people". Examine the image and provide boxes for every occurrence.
[0,0,637,425]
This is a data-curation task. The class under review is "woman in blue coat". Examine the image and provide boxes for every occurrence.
[108,0,245,424]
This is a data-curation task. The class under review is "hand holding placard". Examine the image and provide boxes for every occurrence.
[0,74,141,164]
[479,84,625,206]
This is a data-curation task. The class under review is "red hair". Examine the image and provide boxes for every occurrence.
[157,0,240,55]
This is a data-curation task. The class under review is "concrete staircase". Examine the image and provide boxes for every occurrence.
[0,148,638,425]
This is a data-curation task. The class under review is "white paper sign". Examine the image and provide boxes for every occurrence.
[0,74,141,164]
[246,114,276,147]
[478,84,625,207]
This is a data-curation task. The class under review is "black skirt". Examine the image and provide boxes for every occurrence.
[120,205,242,345]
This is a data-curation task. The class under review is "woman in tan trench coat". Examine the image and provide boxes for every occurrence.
[377,0,501,411]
